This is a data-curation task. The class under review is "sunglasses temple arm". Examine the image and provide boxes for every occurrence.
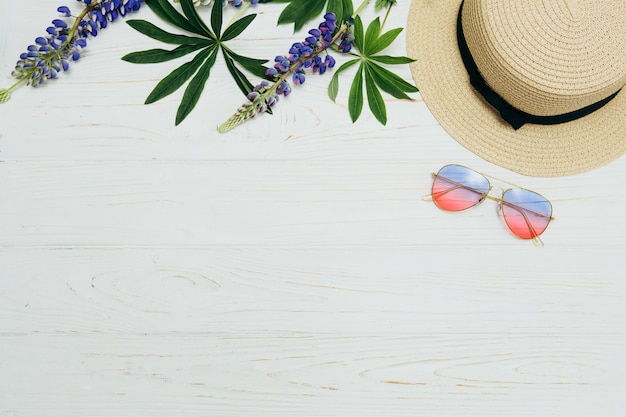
[532,236,545,248]
[422,173,436,201]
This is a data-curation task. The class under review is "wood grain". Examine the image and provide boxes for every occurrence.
[2,333,625,416]
[1,1,625,416]
[1,247,624,334]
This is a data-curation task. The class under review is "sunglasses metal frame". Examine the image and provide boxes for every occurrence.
[424,164,555,247]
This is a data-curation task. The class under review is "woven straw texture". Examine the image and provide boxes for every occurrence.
[406,0,626,177]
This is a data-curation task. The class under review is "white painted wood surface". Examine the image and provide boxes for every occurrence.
[1,1,625,416]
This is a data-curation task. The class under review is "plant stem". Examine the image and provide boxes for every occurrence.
[6,78,29,93]
[352,0,371,19]
[218,21,351,133]
[380,2,393,30]
[0,1,99,103]
[219,0,376,132]
[228,1,251,27]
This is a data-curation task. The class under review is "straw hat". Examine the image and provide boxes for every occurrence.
[406,0,626,177]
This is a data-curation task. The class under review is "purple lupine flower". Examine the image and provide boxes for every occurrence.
[57,6,72,16]
[266,13,339,88]
[218,12,349,133]
[292,70,305,85]
[275,81,291,96]
[223,0,265,6]
[10,0,144,89]
[338,19,355,53]
[324,54,336,69]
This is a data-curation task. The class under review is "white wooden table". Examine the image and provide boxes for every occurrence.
[1,2,625,416]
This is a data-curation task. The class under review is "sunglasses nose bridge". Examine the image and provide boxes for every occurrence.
[483,186,505,202]
[489,185,505,198]
[483,186,506,216]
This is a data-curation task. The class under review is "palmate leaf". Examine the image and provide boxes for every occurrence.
[223,53,254,96]
[348,64,364,122]
[144,0,205,36]
[369,55,415,65]
[176,47,219,125]
[278,0,324,31]
[222,14,256,41]
[375,0,397,11]
[278,0,353,31]
[330,15,417,124]
[126,19,212,45]
[328,59,359,101]
[145,46,216,104]
[351,15,364,51]
[364,64,386,124]
[209,0,223,37]
[126,0,268,125]
[363,17,380,54]
[122,44,206,64]
[367,61,418,99]
[368,27,403,55]
[179,0,215,38]
[325,0,353,28]
[223,47,268,79]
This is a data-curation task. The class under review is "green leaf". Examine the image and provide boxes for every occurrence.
[324,13,416,126]
[121,44,206,64]
[326,0,353,27]
[366,63,412,100]
[364,65,386,125]
[326,0,342,25]
[176,48,219,125]
[348,64,364,122]
[368,27,403,55]
[363,18,381,55]
[210,0,223,37]
[127,0,267,125]
[367,62,418,94]
[223,53,254,96]
[276,0,353,30]
[341,0,354,24]
[145,46,215,104]
[179,0,215,39]
[327,59,359,101]
[223,48,268,78]
[375,0,397,10]
[351,15,364,52]
[222,14,257,41]
[144,0,201,36]
[126,20,212,45]
[277,0,325,31]
[328,74,340,102]
[369,55,415,65]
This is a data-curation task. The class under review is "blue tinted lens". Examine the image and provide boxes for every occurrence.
[502,189,552,239]
[503,189,552,217]
[432,165,491,211]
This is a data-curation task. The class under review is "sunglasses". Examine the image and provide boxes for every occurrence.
[424,164,554,247]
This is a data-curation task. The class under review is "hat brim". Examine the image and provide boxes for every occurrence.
[406,0,626,177]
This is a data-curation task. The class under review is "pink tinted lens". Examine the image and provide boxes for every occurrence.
[432,165,490,211]
[502,189,552,239]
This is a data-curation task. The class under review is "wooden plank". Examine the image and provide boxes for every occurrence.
[1,160,625,246]
[1,333,624,416]
[1,247,624,334]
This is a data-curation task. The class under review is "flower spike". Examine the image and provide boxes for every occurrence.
[218,13,351,132]
[1,0,144,102]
